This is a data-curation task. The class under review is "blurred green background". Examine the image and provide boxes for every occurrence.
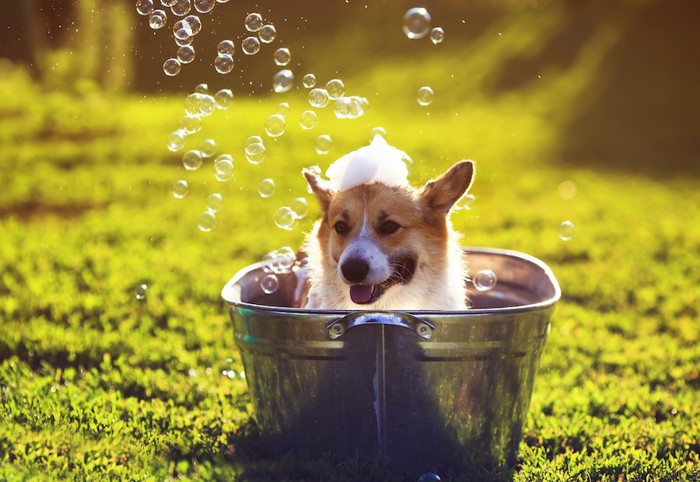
[0,0,698,480]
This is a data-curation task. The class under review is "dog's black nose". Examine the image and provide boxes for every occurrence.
[341,258,369,283]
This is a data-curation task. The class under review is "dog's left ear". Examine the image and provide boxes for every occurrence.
[420,160,475,215]
[303,168,334,214]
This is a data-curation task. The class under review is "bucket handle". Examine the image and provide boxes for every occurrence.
[327,312,434,340]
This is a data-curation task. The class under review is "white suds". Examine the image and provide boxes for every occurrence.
[325,135,411,192]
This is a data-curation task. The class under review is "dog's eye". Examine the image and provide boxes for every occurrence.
[334,221,350,235]
[379,220,401,235]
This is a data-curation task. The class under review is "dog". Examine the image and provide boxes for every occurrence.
[301,142,475,310]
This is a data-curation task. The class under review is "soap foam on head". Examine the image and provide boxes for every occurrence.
[325,135,411,192]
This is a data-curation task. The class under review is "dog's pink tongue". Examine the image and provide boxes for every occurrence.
[350,285,373,304]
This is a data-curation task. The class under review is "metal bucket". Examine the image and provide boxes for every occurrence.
[221,247,560,474]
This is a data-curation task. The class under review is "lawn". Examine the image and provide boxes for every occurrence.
[1,2,699,481]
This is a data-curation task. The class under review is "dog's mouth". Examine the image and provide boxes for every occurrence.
[349,256,417,305]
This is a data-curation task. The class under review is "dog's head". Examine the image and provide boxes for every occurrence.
[303,160,474,307]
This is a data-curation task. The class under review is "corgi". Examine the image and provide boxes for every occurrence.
[302,155,475,311]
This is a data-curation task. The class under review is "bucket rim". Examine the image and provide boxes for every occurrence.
[221,246,561,316]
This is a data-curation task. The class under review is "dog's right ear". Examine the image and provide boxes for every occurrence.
[303,169,334,214]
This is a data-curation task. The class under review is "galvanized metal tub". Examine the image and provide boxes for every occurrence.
[221,247,560,474]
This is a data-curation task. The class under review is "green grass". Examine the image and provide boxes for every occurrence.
[1,3,700,480]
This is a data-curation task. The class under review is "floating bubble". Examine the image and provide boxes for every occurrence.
[290,197,309,219]
[325,79,345,100]
[402,7,431,39]
[197,211,217,232]
[194,83,209,94]
[184,92,216,117]
[242,36,261,55]
[299,110,318,130]
[177,45,196,64]
[214,53,234,74]
[170,0,191,16]
[199,139,217,158]
[217,39,235,56]
[261,274,280,294]
[559,220,575,241]
[334,96,368,119]
[277,246,297,271]
[183,14,202,35]
[274,47,291,66]
[175,35,193,47]
[308,88,329,108]
[135,283,148,301]
[172,179,189,199]
[417,86,434,106]
[193,0,215,13]
[369,126,387,141]
[214,154,234,181]
[274,207,297,230]
[163,58,182,76]
[161,0,177,6]
[167,130,185,151]
[245,142,266,164]
[430,27,445,44]
[214,89,234,109]
[455,193,476,211]
[302,73,316,89]
[258,178,276,198]
[418,473,441,482]
[262,250,279,273]
[136,0,155,16]
[259,24,277,43]
[264,114,286,138]
[206,192,223,212]
[473,269,497,292]
[277,102,290,116]
[315,134,332,155]
[183,150,203,170]
[149,10,167,29]
[245,12,264,32]
[272,69,294,94]
[179,115,202,134]
[245,135,264,148]
[173,20,193,40]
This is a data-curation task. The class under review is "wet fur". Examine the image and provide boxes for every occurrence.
[302,161,475,310]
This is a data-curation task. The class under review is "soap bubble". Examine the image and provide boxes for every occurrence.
[274,48,291,66]
[167,130,185,152]
[177,45,196,64]
[245,135,264,148]
[184,92,216,117]
[217,39,235,56]
[214,53,234,74]
[214,154,234,181]
[261,274,279,294]
[179,115,202,134]
[206,192,223,212]
[314,134,332,155]
[170,0,191,16]
[417,86,434,106]
[199,139,217,157]
[473,269,497,292]
[172,179,189,199]
[149,10,167,29]
[430,27,445,44]
[455,193,476,211]
[418,473,441,482]
[302,73,316,88]
[325,79,345,100]
[245,12,264,32]
[214,89,234,109]
[161,0,177,6]
[369,126,387,141]
[308,88,329,108]
[245,142,266,164]
[242,36,261,55]
[259,24,276,43]
[299,110,318,130]
[173,20,192,40]
[163,58,182,76]
[183,14,202,35]
[197,211,217,232]
[334,96,368,119]
[175,35,193,47]
[194,83,209,94]
[290,197,309,219]
[264,114,286,138]
[272,69,294,94]
[193,0,215,13]
[274,207,297,230]
[277,246,297,271]
[183,149,203,170]
[258,178,276,198]
[135,284,148,301]
[277,102,290,116]
[403,7,431,39]
[559,220,575,241]
[136,0,155,16]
